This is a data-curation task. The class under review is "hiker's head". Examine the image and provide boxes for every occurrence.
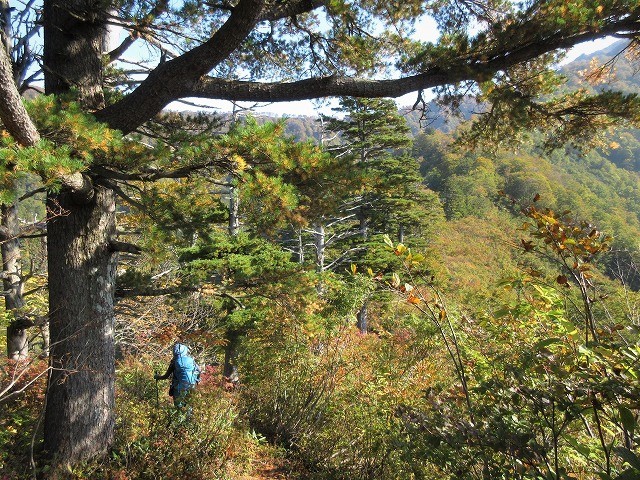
[173,343,189,357]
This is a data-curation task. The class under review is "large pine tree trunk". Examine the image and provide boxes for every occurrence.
[42,0,116,464]
[43,186,118,463]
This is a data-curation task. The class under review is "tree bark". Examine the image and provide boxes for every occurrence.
[296,228,304,264]
[228,183,240,236]
[2,202,28,359]
[356,301,368,334]
[43,0,107,110]
[43,185,117,464]
[223,330,240,383]
[0,26,40,145]
[314,224,325,272]
[0,1,11,59]
[6,318,32,360]
[2,203,25,311]
[42,0,116,465]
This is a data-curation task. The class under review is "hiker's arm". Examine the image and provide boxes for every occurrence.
[154,360,174,380]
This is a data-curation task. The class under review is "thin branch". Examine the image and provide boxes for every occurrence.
[91,160,231,182]
[18,187,46,202]
[109,240,142,255]
[115,285,199,298]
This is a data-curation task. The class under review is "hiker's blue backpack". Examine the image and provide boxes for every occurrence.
[172,343,200,397]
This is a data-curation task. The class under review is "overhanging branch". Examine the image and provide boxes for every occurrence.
[95,0,266,133]
[187,18,640,102]
[93,5,640,135]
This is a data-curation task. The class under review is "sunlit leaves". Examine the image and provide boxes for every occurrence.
[521,204,613,266]
[462,78,640,152]
[0,96,123,198]
[217,116,343,234]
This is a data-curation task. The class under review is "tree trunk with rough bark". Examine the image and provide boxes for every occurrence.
[295,228,304,264]
[1,205,24,308]
[43,186,118,463]
[223,330,240,383]
[1,202,28,359]
[42,0,116,465]
[6,318,32,360]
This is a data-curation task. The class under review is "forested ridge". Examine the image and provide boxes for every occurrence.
[2,1,640,479]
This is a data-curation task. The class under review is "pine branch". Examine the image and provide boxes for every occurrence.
[108,240,143,255]
[115,285,198,298]
[91,161,231,182]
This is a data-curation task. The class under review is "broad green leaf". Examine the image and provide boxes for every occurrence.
[618,406,636,436]
[567,435,594,459]
[615,447,640,470]
[613,468,640,480]
[533,337,562,350]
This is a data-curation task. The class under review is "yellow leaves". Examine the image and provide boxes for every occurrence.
[231,154,247,172]
[200,284,218,295]
[394,243,408,256]
[578,58,616,86]
[595,4,604,15]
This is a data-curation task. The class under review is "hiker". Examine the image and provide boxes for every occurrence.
[155,342,201,407]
